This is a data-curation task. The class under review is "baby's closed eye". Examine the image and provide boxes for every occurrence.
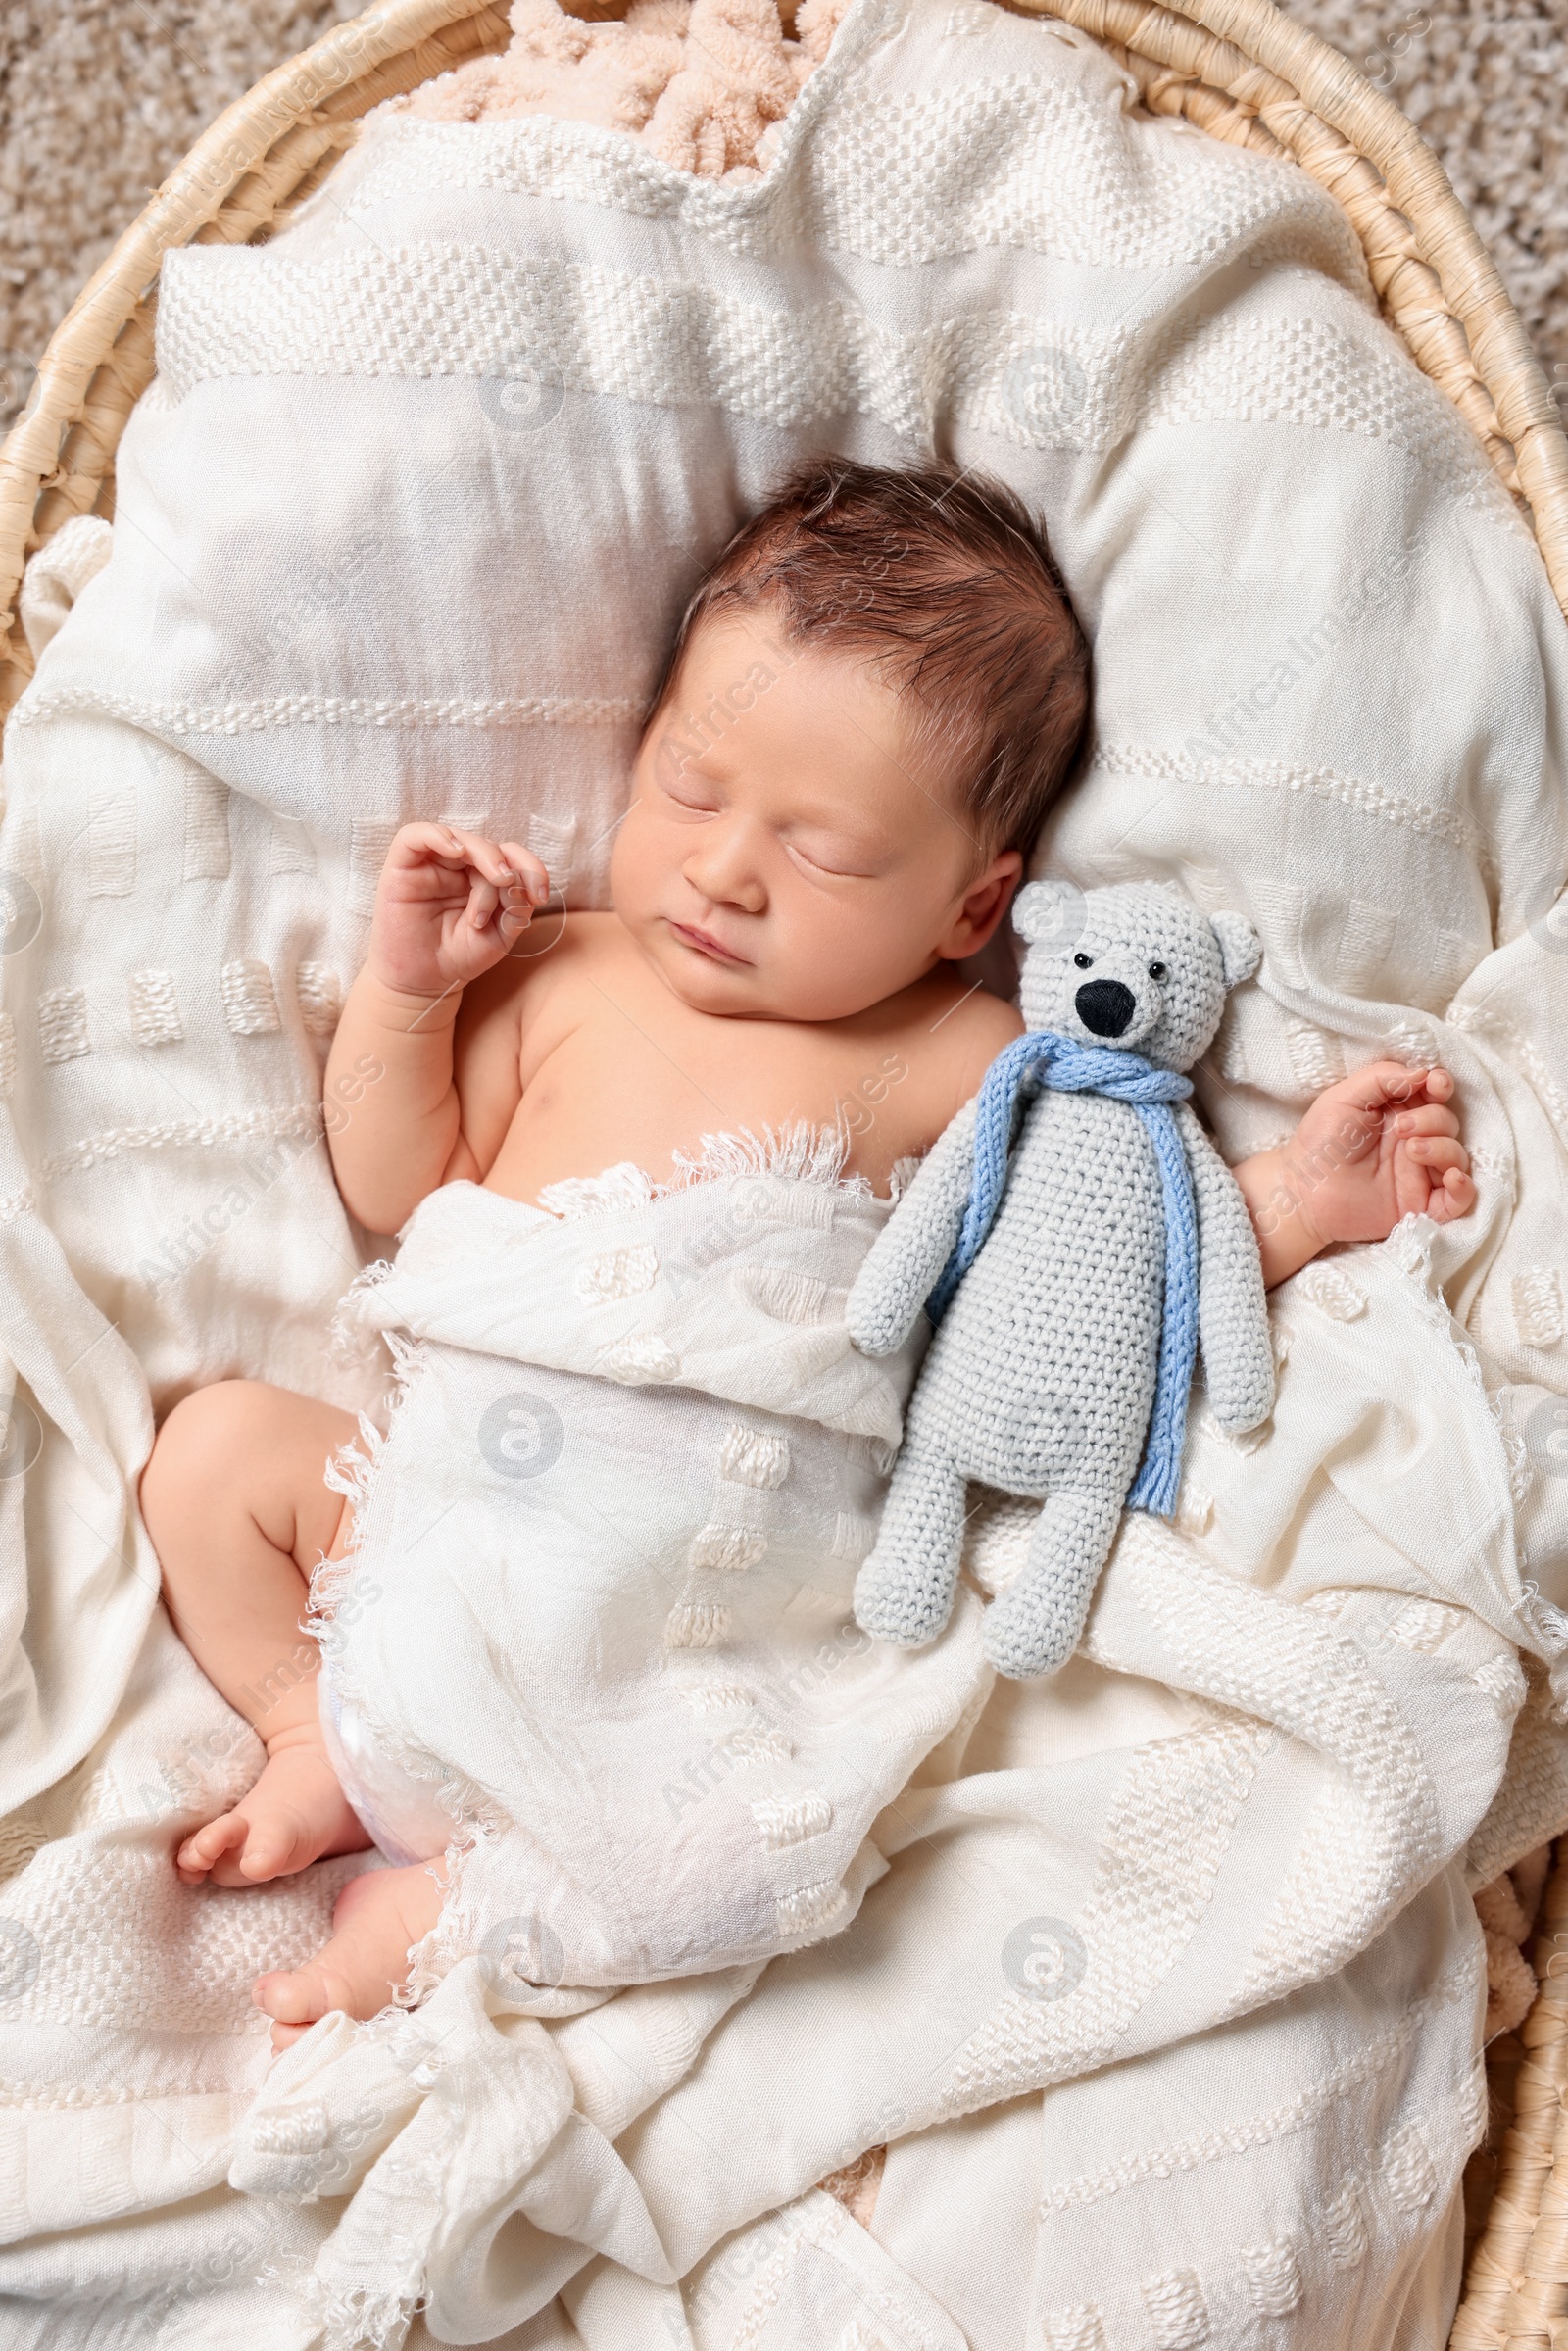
[661,777,723,816]
[783,829,886,880]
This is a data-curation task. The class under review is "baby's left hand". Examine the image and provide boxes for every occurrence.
[1263,1061,1475,1249]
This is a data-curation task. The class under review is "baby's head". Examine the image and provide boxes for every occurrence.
[611,460,1090,1020]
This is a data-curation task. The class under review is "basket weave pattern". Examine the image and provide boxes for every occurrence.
[1454,1847,1568,2348]
[0,1,1565,2334]
[1,0,1566,702]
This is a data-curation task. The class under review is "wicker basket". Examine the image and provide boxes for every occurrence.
[1,0,1566,2333]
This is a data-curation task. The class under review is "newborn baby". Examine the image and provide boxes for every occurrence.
[139,460,1474,2048]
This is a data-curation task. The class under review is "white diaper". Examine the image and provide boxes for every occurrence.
[318,1662,452,1870]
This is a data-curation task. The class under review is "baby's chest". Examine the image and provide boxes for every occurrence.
[503,1004,942,1195]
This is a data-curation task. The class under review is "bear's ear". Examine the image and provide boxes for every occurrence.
[1210,909,1262,990]
[1013,877,1086,950]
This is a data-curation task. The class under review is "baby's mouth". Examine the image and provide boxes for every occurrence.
[668,919,750,966]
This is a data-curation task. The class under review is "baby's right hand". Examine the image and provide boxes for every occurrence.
[366,823,550,1002]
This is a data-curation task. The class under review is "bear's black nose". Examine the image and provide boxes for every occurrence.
[1074,979,1136,1038]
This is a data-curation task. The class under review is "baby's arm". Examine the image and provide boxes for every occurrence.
[1230,1061,1474,1288]
[325,824,548,1232]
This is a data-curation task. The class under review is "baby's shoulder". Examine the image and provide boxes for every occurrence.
[915,972,1024,1090]
[871,972,1023,1147]
[471,906,624,1004]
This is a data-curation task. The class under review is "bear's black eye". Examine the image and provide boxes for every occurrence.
[1073,953,1093,969]
[1148,960,1167,981]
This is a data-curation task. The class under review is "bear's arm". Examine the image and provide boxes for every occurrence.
[1175,1102,1276,1434]
[845,1099,979,1357]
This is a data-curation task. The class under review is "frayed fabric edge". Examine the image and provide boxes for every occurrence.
[664,1119,862,1195]
[538,1118,880,1221]
[274,2263,423,2351]
[330,1124,919,1249]
[399,1837,479,2008]
[304,1333,498,2014]
[327,1253,397,1363]
[307,1329,428,1631]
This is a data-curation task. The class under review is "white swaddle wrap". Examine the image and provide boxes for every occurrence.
[314,1134,985,1989]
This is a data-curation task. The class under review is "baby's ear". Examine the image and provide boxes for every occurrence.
[1210,909,1262,989]
[1013,877,1086,951]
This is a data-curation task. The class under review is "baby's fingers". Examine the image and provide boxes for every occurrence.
[464,872,503,931]
[438,827,510,883]
[1388,1063,1457,1110]
[493,844,550,938]
[436,829,513,922]
[1330,1057,1433,1116]
[1392,1103,1459,1140]
[1402,1136,1468,1172]
[497,842,551,906]
[1340,1059,1459,1120]
[1426,1167,1476,1224]
[441,832,551,933]
[384,820,480,876]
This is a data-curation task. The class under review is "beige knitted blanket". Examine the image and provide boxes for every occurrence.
[5,0,1566,420]
[394,0,848,180]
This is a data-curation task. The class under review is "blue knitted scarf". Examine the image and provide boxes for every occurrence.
[926,1030,1198,1518]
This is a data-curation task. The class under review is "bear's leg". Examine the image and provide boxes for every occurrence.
[982,1487,1123,1680]
[853,1436,968,1649]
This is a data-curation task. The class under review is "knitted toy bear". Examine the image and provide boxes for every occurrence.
[847,878,1276,1681]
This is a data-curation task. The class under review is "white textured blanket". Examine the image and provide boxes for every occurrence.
[314,1150,974,1990]
[3,0,1568,2341]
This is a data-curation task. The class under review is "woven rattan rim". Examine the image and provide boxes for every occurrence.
[0,0,1565,715]
[0,0,1565,2329]
[1453,1847,1568,2348]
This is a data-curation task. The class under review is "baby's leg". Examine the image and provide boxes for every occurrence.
[254,1858,447,2052]
[140,1380,370,1887]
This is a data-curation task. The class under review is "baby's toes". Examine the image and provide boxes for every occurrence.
[231,1814,309,1884]
[176,1813,243,1883]
[254,1964,328,2028]
[254,1969,324,2055]
[207,1829,273,1888]
[254,1960,359,2053]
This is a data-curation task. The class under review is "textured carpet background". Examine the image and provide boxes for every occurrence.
[1,0,1564,427]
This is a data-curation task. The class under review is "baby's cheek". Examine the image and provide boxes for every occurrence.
[609,805,667,912]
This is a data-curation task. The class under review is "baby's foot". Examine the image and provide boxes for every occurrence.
[176,1734,369,1888]
[253,1860,446,2051]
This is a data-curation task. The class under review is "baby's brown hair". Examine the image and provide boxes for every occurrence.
[651,459,1092,857]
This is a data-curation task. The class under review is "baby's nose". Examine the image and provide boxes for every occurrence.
[1074,978,1136,1038]
[684,830,766,913]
